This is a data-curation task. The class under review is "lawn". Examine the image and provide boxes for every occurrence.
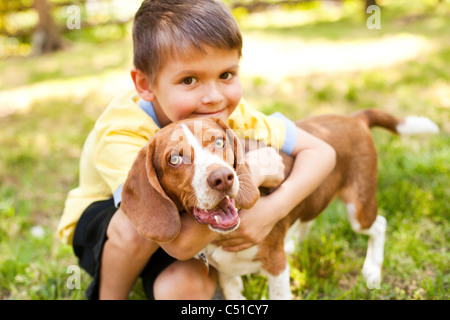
[0,1,448,300]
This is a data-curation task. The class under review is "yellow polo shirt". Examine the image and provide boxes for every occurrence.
[57,90,296,245]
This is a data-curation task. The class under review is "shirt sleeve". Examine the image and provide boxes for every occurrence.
[227,100,297,155]
[95,129,150,207]
[269,112,297,155]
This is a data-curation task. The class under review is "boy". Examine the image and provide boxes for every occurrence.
[58,0,336,299]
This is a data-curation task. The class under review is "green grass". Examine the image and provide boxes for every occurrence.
[0,1,449,300]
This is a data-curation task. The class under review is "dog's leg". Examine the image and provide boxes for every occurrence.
[266,264,292,300]
[285,220,314,255]
[346,203,386,289]
[219,273,246,300]
[297,220,314,242]
[361,215,386,289]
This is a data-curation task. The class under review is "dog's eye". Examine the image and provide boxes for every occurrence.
[169,155,183,166]
[215,137,226,149]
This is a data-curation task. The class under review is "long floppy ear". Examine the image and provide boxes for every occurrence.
[121,139,180,242]
[214,118,260,209]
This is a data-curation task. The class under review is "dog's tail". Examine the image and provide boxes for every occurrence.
[352,108,439,135]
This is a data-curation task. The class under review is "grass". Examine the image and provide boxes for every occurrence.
[0,1,449,300]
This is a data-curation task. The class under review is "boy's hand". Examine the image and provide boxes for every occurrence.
[245,147,285,188]
[213,147,285,251]
[213,196,276,251]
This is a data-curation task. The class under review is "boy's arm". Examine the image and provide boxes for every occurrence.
[214,126,336,251]
[158,212,217,260]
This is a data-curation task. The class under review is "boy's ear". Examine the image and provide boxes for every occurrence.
[131,67,155,101]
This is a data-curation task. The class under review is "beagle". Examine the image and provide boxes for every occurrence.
[121,110,438,300]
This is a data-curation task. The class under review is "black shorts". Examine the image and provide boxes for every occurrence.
[72,198,176,300]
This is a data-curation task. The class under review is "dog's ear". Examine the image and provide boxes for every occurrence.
[121,138,180,242]
[214,118,260,209]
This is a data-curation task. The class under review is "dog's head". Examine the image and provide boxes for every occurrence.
[121,117,260,242]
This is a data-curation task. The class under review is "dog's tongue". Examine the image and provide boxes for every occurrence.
[193,197,239,231]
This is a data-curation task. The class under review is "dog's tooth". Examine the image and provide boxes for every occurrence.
[214,215,220,224]
[226,195,230,200]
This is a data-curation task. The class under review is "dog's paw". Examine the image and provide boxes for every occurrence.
[363,264,381,289]
[223,291,247,300]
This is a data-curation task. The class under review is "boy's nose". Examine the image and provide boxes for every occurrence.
[202,83,224,105]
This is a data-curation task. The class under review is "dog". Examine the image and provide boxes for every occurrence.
[121,109,438,299]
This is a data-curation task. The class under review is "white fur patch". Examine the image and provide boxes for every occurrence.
[203,244,262,276]
[202,244,263,299]
[266,265,292,300]
[345,203,386,289]
[219,273,246,300]
[397,116,439,135]
[362,215,386,289]
[180,124,238,209]
[346,203,362,232]
[284,220,314,255]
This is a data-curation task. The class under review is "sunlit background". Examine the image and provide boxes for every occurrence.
[0,0,448,300]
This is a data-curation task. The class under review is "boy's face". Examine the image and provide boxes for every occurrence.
[140,46,242,127]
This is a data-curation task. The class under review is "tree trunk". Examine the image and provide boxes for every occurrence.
[365,0,378,9]
[32,0,63,54]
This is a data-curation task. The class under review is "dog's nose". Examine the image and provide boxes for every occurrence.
[207,167,234,192]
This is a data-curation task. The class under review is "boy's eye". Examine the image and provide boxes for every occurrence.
[182,77,197,85]
[169,155,183,166]
[215,137,226,149]
[219,72,233,80]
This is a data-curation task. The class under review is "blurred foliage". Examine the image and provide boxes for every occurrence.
[0,0,141,57]
[0,0,448,300]
[1,0,447,57]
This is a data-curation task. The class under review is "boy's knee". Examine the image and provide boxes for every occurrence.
[154,260,217,300]
[107,208,155,255]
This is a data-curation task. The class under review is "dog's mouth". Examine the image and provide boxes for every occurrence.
[192,196,240,233]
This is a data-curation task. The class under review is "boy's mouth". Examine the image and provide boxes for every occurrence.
[191,196,240,233]
[192,109,226,118]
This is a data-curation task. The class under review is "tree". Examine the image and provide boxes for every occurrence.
[32,0,63,54]
[365,0,378,10]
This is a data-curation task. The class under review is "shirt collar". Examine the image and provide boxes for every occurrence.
[139,99,161,128]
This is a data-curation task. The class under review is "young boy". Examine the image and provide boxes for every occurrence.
[58,0,336,300]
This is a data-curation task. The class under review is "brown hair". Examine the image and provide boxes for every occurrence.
[133,0,243,84]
